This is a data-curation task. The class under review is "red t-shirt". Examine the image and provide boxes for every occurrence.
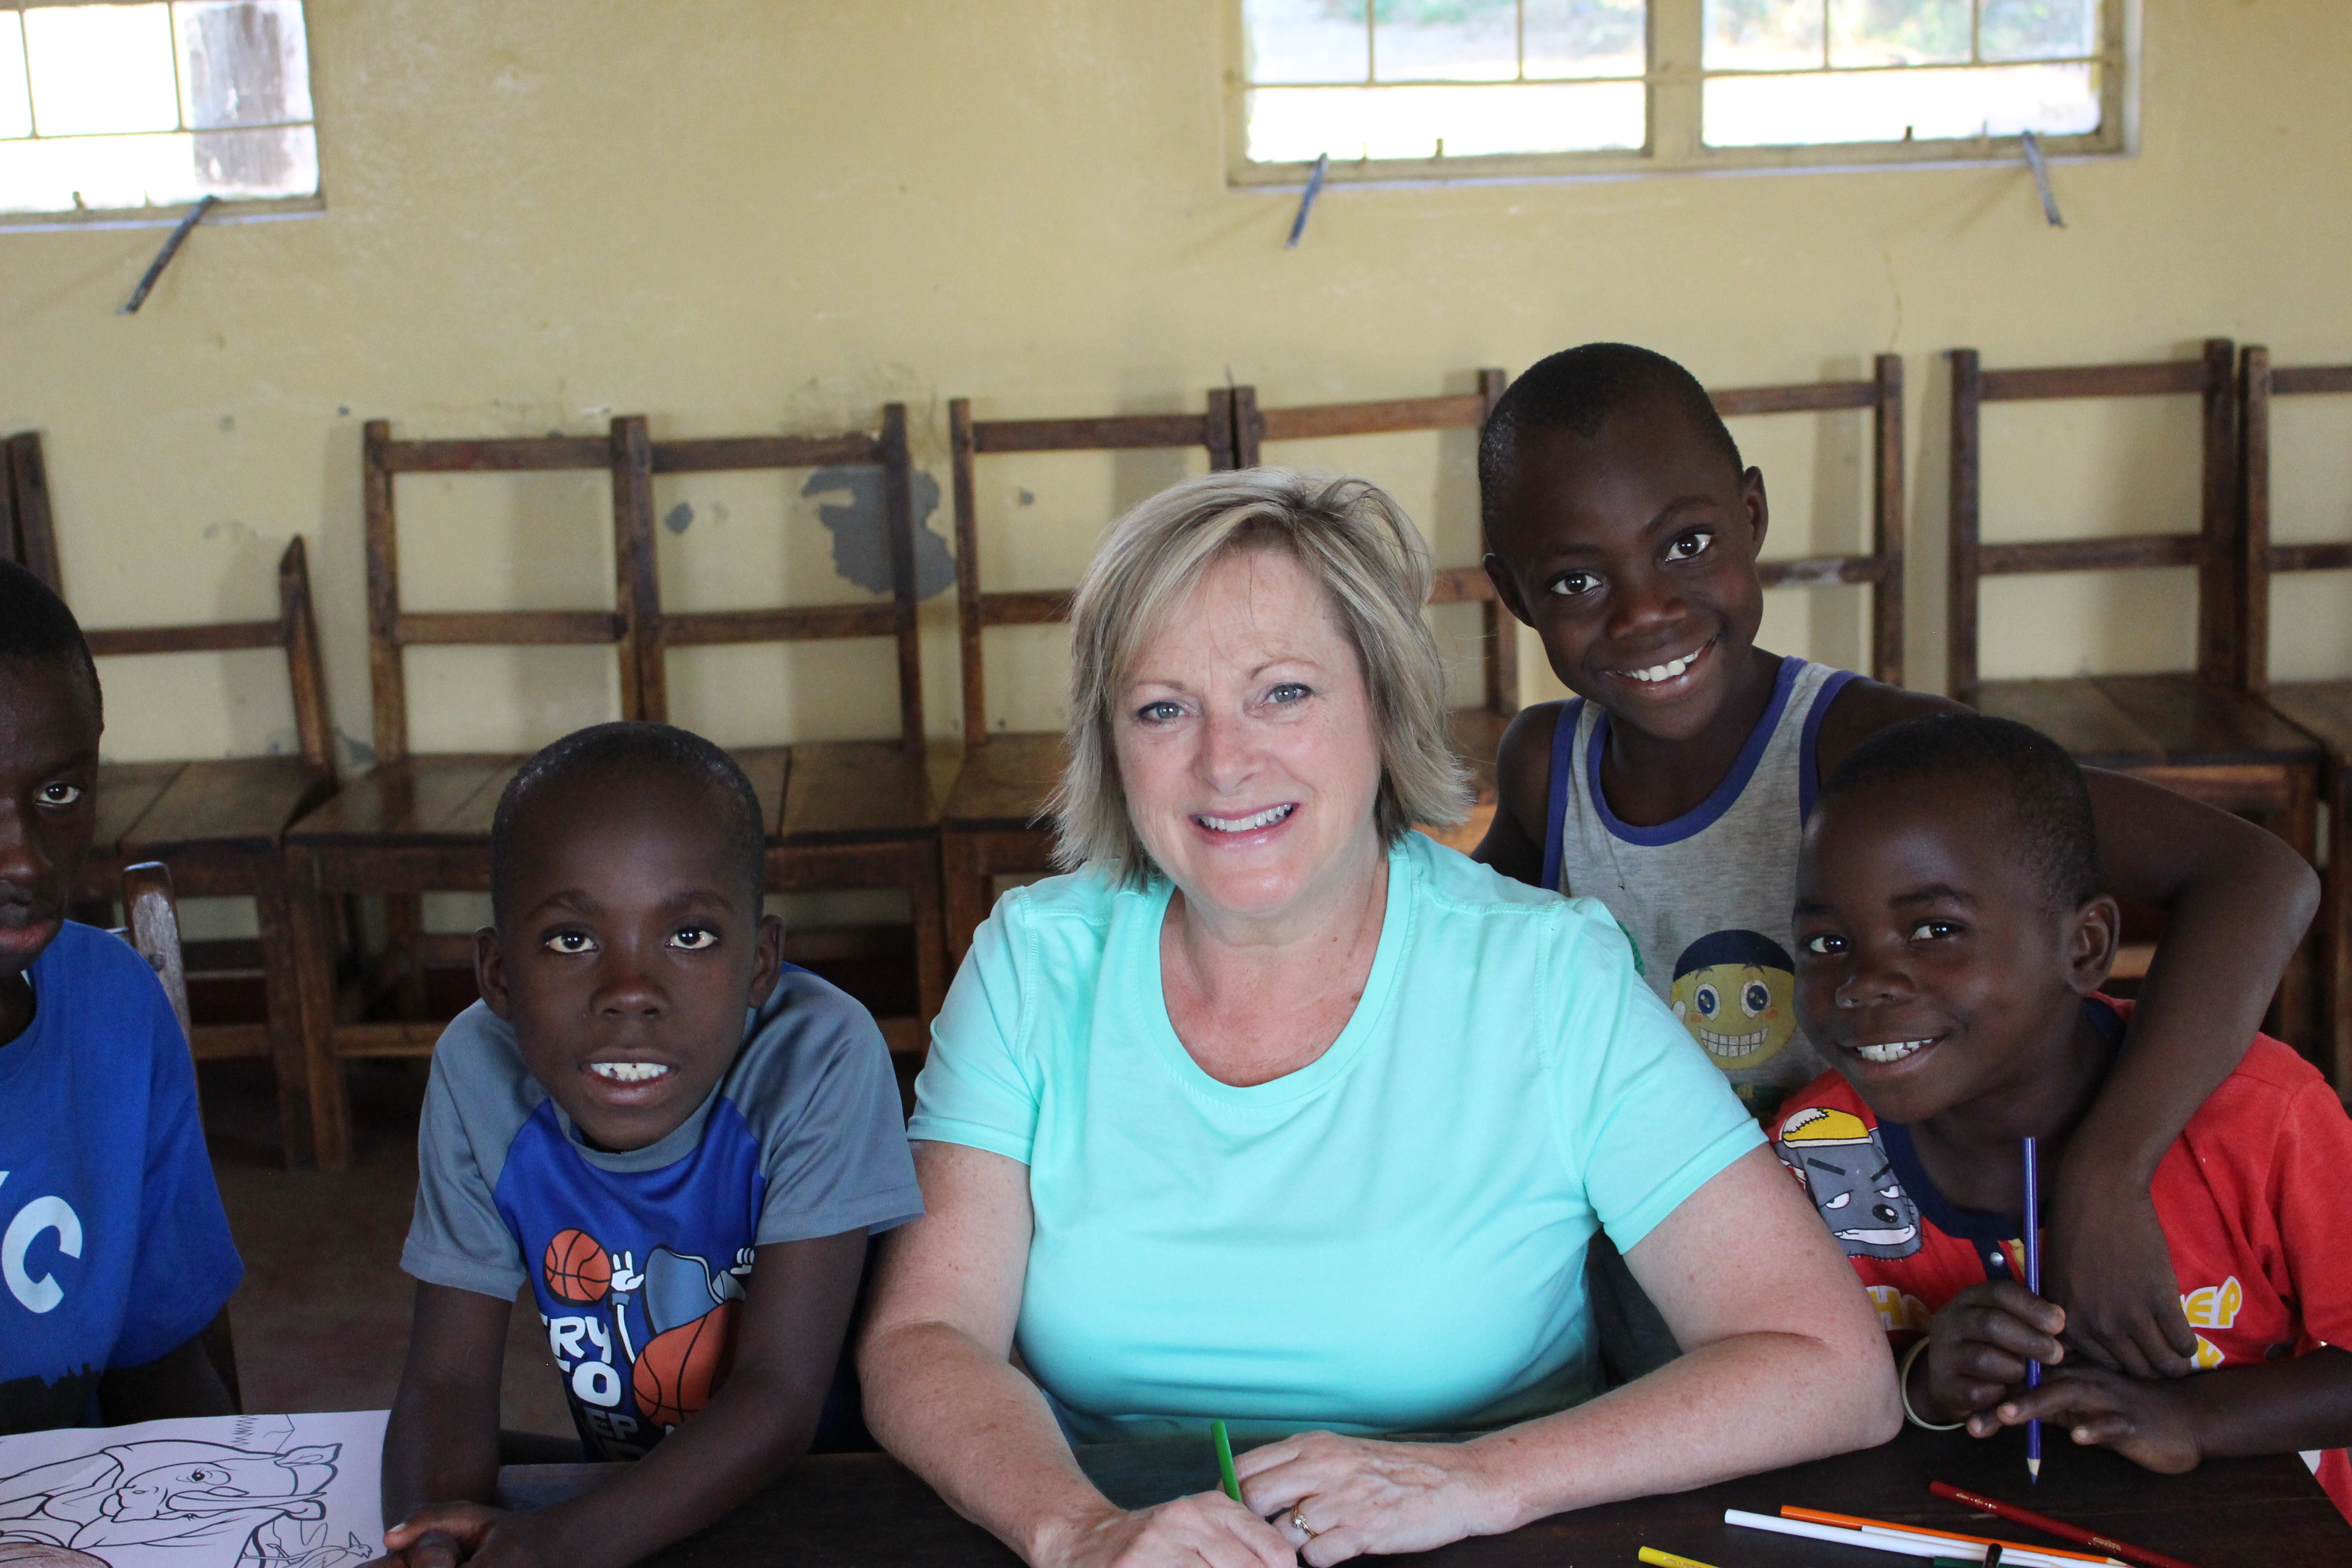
[1771,998,2352,1519]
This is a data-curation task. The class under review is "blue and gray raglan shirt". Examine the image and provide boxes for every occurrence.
[399,967,921,1459]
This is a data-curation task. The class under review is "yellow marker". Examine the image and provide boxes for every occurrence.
[1637,1549,1721,1568]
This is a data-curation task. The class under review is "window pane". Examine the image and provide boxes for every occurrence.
[1705,59,2097,144]
[0,130,203,213]
[24,3,181,137]
[176,0,313,129]
[193,122,316,196]
[0,15,30,141]
[1373,0,1517,84]
[1980,0,2099,62]
[1247,0,1371,84]
[1524,0,1645,79]
[1828,0,1967,67]
[1705,0,1824,72]
[1248,80,1642,161]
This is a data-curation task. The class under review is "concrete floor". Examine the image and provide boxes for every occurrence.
[201,1057,574,1436]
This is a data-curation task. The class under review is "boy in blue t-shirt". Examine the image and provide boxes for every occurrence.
[0,560,243,1434]
[379,722,921,1568]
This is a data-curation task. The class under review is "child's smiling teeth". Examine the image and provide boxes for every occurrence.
[1197,804,1294,833]
[589,1060,671,1084]
[1853,1039,1931,1064]
[1619,644,1707,684]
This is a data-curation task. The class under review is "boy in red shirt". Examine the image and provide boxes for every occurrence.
[1779,712,2352,1514]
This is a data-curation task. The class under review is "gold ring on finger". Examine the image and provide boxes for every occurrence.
[1289,1506,1319,1539]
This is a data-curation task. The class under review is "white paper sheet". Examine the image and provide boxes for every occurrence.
[0,1409,387,1568]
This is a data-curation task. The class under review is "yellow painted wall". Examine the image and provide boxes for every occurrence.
[5,0,2350,785]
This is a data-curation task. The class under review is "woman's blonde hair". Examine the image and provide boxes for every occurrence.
[1049,467,1473,886]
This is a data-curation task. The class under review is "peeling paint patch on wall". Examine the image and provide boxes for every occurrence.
[801,466,955,598]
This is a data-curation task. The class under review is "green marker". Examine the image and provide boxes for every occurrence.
[1211,1420,1240,1501]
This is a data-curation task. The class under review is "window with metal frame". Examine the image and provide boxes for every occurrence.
[1231,0,2127,186]
[0,0,316,222]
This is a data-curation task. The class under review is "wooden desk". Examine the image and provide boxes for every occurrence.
[498,1424,2346,1568]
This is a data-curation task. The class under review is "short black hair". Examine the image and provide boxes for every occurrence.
[1819,713,2099,912]
[490,721,767,922]
[0,558,101,715]
[1478,343,1745,545]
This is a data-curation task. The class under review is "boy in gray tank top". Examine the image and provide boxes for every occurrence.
[1469,343,2320,1385]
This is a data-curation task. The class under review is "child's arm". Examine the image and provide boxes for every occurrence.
[98,1322,236,1424]
[2055,769,2320,1378]
[381,1231,867,1568]
[1993,1348,2352,1474]
[377,1282,513,1563]
[1473,701,1569,886]
[1917,1282,2352,1470]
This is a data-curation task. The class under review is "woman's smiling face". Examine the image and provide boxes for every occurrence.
[1112,547,1386,931]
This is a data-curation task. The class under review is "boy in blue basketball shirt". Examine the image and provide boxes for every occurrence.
[379,723,920,1568]
[0,560,242,1434]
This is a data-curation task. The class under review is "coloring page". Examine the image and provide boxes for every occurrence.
[0,1410,385,1568]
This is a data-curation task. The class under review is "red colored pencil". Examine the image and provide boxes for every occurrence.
[1929,1483,2205,1568]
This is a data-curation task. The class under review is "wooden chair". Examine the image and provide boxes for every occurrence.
[625,406,949,1058]
[3,431,60,586]
[8,431,339,1164]
[1949,340,2322,1039]
[940,393,1242,961]
[112,860,243,1410]
[1713,355,1908,686]
[2238,346,2352,1087]
[1231,372,1514,854]
[286,419,655,1169]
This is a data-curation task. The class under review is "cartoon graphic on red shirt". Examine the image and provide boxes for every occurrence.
[1775,999,2352,1524]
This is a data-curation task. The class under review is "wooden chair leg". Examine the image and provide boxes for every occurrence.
[252,853,318,1169]
[2274,766,2322,1056]
[286,848,356,1171]
[906,843,949,1022]
[386,891,431,1018]
[942,832,994,970]
[2326,760,2352,1096]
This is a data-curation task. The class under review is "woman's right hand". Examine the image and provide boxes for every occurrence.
[1037,1492,1296,1568]
[1919,1280,2067,1433]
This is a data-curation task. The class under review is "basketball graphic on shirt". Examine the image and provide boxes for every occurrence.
[1775,1106,1923,1260]
[543,1227,612,1304]
[630,1299,740,1430]
[0,1545,110,1568]
[1669,929,1798,1072]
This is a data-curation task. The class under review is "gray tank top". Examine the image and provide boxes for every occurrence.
[1541,656,1856,1112]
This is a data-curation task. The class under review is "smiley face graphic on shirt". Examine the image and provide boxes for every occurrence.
[1670,930,1798,1071]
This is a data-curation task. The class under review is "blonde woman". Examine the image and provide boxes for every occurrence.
[859,471,1896,1568]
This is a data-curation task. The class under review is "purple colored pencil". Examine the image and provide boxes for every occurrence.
[2023,1135,2042,1483]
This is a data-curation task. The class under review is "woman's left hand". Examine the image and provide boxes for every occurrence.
[1233,1431,1508,1565]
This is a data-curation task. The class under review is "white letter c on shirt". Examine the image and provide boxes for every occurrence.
[4,1196,84,1313]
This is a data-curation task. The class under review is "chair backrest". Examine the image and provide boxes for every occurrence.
[1236,372,1519,714]
[2,432,61,589]
[1712,355,1908,685]
[2238,346,2352,694]
[74,537,339,785]
[1948,340,2237,703]
[364,418,656,765]
[113,860,193,1044]
[948,392,1242,755]
[626,406,926,759]
[10,433,336,785]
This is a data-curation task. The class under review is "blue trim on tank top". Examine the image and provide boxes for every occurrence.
[1539,697,1583,893]
[1797,666,1861,821]
[1580,654,1806,849]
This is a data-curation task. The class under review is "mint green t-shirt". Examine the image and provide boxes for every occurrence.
[908,832,1762,1444]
